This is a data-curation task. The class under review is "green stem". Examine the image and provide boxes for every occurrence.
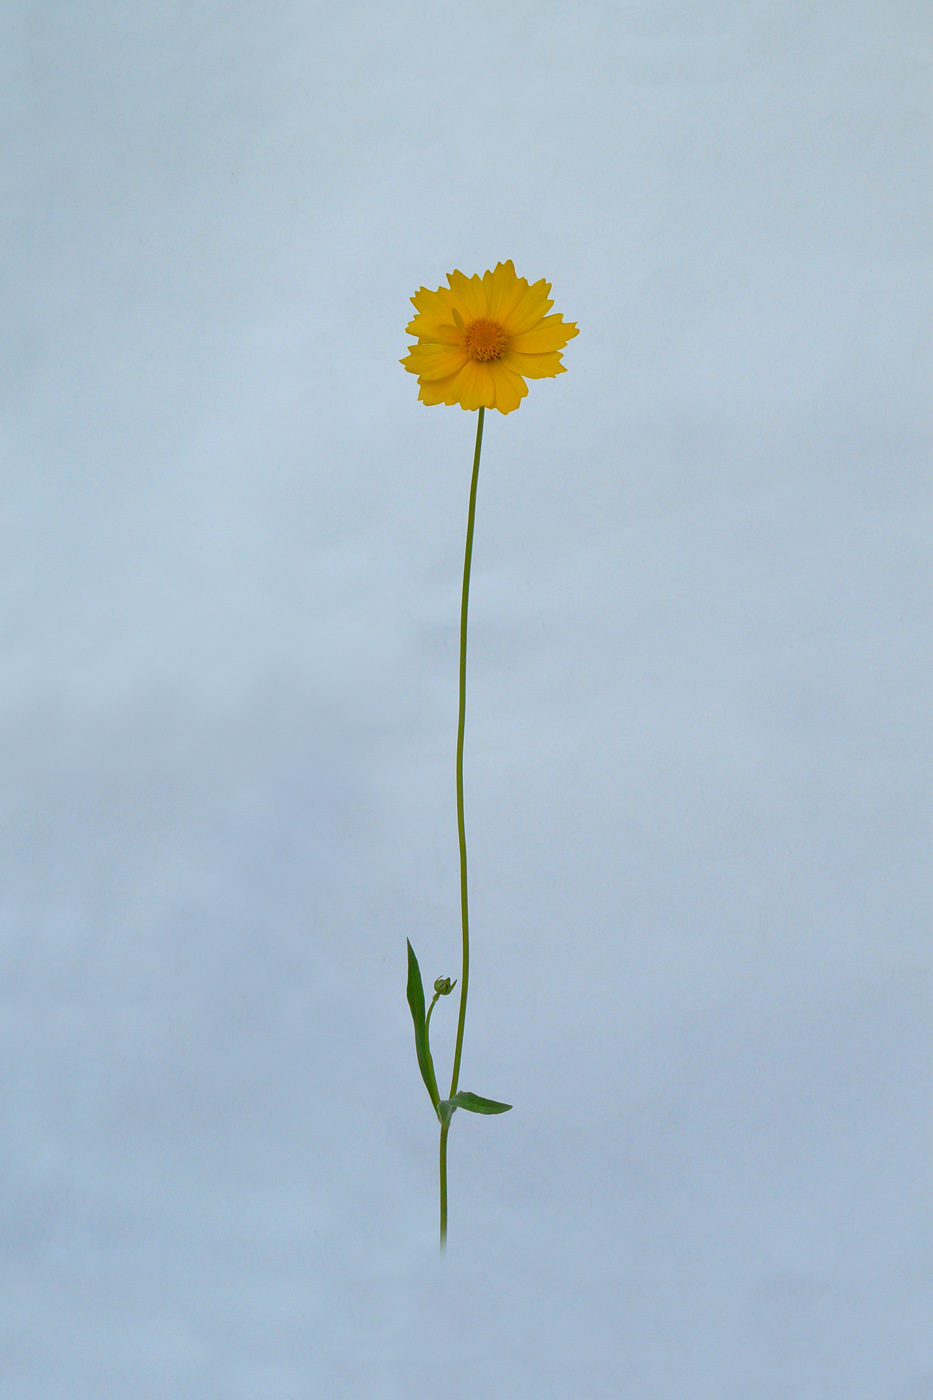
[424,988,441,1040]
[439,1118,450,1250]
[437,405,485,1253]
[449,405,484,1100]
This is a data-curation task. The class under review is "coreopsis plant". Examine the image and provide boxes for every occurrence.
[401,261,578,1248]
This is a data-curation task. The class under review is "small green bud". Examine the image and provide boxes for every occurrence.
[433,976,456,995]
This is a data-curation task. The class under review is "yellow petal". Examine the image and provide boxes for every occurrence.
[406,314,464,345]
[482,261,528,325]
[500,280,555,336]
[502,347,566,379]
[407,285,465,342]
[509,314,579,354]
[446,270,488,323]
[447,358,494,410]
[417,371,461,406]
[488,359,528,414]
[410,285,458,322]
[403,343,470,381]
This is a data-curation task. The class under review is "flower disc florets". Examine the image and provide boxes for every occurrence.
[400,260,578,414]
[463,318,508,362]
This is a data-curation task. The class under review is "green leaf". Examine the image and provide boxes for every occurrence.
[406,940,439,1109]
[448,1090,512,1115]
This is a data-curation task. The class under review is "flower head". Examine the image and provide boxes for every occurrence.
[401,261,578,415]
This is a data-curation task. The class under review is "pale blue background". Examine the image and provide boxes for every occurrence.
[1,2,930,1396]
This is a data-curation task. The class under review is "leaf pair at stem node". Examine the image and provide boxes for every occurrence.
[406,940,511,1120]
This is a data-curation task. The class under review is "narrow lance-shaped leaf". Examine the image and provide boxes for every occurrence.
[406,940,439,1109]
[448,1090,512,1115]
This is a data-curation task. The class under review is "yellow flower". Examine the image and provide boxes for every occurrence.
[401,261,579,415]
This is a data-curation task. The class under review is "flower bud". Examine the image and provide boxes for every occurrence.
[433,976,456,995]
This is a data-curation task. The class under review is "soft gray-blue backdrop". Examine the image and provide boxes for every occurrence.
[2,2,930,1396]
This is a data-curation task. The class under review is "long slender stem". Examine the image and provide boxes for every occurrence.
[439,1119,450,1249]
[437,405,485,1252]
[449,405,484,1099]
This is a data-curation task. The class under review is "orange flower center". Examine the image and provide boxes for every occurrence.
[463,318,508,362]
